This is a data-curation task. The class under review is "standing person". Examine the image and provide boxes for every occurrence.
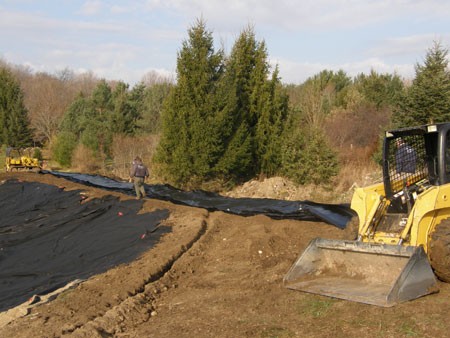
[130,156,149,200]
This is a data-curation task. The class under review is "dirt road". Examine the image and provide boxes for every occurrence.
[1,172,449,338]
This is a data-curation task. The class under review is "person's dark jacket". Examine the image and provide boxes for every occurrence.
[130,160,149,178]
[396,144,417,173]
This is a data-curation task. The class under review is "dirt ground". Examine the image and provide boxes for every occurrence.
[1,172,450,338]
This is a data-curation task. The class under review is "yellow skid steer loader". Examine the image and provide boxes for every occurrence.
[284,123,450,306]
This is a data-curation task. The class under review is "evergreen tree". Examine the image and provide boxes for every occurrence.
[57,94,91,163]
[136,82,172,134]
[80,80,113,155]
[354,70,404,109]
[332,70,353,107]
[52,131,77,166]
[156,23,290,186]
[214,27,259,180]
[59,94,89,134]
[281,71,341,184]
[91,80,113,116]
[0,67,34,147]
[155,19,224,185]
[281,113,339,185]
[394,41,450,126]
[216,27,289,181]
[57,80,117,161]
[110,81,137,135]
[300,70,351,116]
[255,66,289,176]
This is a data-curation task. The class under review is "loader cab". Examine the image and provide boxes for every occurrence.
[383,123,450,213]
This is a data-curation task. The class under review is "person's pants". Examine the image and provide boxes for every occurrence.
[133,177,146,199]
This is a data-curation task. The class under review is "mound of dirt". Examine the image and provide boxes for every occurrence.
[223,176,360,204]
[224,177,328,201]
[1,172,449,338]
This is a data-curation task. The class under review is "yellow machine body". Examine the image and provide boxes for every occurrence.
[284,123,450,306]
[5,148,41,172]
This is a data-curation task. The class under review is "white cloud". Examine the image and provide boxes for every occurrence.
[110,5,133,14]
[1,1,449,86]
[370,34,450,59]
[79,0,104,16]
[138,0,450,32]
[0,9,123,33]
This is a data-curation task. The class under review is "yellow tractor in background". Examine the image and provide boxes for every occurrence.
[285,123,450,307]
[5,147,41,172]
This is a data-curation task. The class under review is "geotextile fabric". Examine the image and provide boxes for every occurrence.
[0,179,169,311]
[1,171,355,311]
[44,171,355,228]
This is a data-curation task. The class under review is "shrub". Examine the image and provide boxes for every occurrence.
[33,148,43,161]
[71,144,103,173]
[51,131,77,167]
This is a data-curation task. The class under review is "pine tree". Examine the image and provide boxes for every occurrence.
[255,66,289,176]
[0,67,34,147]
[354,70,404,109]
[215,27,289,181]
[281,113,339,185]
[394,41,450,126]
[136,82,172,134]
[280,71,340,184]
[59,94,89,134]
[57,80,117,160]
[110,81,137,135]
[214,27,259,180]
[81,80,114,155]
[156,22,289,186]
[155,19,224,186]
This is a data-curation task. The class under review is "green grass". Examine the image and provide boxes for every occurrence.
[298,297,336,318]
[398,320,420,337]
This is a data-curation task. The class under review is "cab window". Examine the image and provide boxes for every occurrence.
[446,131,450,176]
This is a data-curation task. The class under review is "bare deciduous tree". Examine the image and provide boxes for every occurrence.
[111,134,160,179]
[9,67,100,145]
[141,70,175,86]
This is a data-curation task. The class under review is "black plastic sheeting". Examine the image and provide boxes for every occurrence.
[0,179,170,312]
[43,171,355,229]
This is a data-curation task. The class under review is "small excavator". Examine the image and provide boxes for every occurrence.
[284,123,450,307]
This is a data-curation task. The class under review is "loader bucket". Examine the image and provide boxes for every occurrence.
[284,238,439,307]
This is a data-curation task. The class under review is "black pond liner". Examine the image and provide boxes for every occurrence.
[0,179,170,312]
[42,170,355,229]
[1,171,355,312]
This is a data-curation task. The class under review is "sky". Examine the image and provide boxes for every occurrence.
[1,0,449,86]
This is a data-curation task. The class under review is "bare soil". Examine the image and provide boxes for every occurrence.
[1,172,450,338]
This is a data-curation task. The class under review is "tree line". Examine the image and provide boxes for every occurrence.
[1,20,449,189]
